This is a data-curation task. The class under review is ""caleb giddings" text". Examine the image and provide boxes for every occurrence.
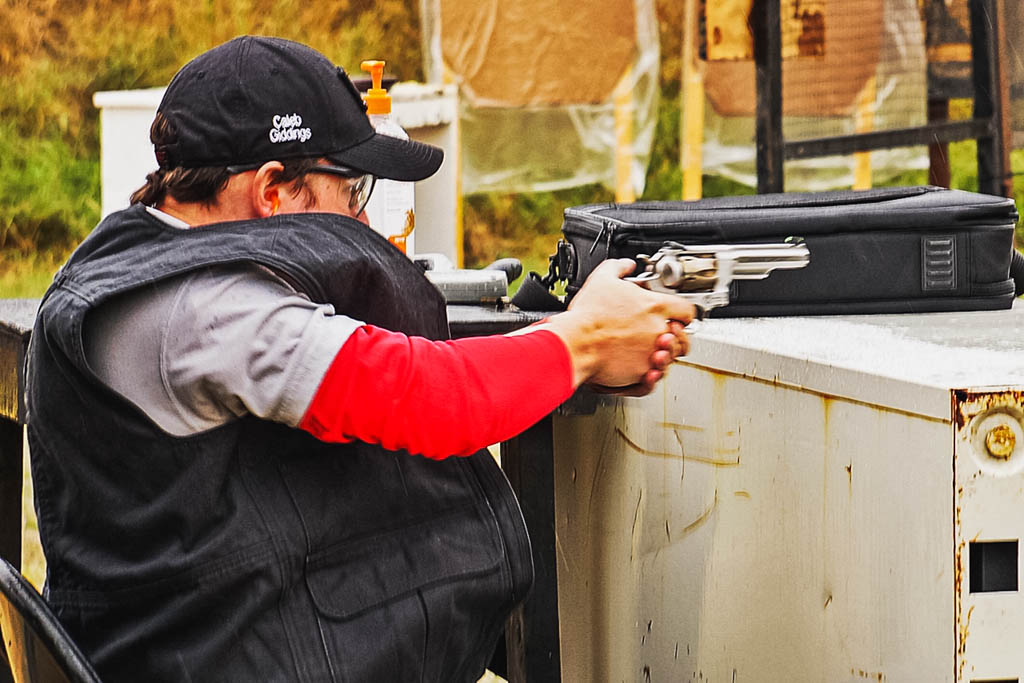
[269,113,312,143]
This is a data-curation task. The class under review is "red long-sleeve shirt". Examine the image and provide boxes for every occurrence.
[300,325,574,459]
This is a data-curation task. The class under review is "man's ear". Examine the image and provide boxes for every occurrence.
[251,161,286,217]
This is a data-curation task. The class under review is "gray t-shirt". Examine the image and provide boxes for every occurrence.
[83,210,362,436]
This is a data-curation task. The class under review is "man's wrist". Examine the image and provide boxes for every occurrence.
[535,312,597,388]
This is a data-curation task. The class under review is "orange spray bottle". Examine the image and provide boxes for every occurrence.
[360,60,416,256]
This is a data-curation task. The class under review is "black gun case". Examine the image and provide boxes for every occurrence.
[539,185,1021,317]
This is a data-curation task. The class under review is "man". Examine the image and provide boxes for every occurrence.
[26,36,693,682]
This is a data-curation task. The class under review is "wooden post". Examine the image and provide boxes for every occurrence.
[853,75,877,190]
[0,419,21,572]
[681,0,704,200]
[0,308,33,574]
[502,416,561,682]
[0,302,45,584]
[614,66,636,203]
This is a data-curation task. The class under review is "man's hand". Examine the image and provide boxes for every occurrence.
[543,259,695,393]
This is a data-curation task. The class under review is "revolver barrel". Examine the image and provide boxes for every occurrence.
[684,244,811,279]
[627,241,810,315]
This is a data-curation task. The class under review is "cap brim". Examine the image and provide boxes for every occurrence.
[329,133,443,182]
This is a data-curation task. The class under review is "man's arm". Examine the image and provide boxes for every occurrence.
[299,259,694,458]
[299,326,575,458]
[87,260,692,455]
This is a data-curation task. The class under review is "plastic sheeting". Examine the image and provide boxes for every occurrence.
[420,0,660,196]
[701,0,930,191]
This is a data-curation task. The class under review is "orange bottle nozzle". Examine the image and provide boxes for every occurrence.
[360,60,391,115]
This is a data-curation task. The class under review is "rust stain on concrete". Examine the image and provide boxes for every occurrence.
[678,489,719,539]
[616,427,740,467]
[657,420,704,433]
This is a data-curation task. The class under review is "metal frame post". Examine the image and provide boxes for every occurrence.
[971,0,1012,197]
[928,96,952,187]
[753,0,784,193]
[750,0,1013,197]
[501,416,561,682]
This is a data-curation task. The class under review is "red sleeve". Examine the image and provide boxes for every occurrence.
[298,325,574,459]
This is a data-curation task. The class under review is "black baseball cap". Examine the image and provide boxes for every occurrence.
[154,36,443,181]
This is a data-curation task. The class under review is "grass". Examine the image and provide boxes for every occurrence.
[0,251,65,298]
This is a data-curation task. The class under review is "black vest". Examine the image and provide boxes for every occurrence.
[26,204,533,682]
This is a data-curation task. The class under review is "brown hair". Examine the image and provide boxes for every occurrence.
[130,113,321,207]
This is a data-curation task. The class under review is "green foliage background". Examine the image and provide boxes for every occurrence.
[1,0,1022,296]
[0,0,426,294]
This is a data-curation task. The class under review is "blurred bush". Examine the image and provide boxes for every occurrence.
[0,0,422,268]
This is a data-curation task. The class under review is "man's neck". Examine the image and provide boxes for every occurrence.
[157,178,259,227]
[156,198,251,227]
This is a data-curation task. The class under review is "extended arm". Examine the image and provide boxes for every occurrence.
[300,259,695,458]
[299,326,574,458]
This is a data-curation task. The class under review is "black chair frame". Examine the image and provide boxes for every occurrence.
[0,558,101,683]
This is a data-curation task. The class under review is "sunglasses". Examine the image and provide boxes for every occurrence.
[226,162,376,216]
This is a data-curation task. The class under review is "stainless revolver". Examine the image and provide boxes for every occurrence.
[626,241,811,317]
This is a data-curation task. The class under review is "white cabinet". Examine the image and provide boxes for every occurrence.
[554,305,1024,682]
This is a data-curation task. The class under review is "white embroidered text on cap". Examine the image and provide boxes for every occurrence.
[269,113,312,143]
